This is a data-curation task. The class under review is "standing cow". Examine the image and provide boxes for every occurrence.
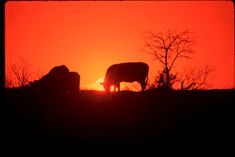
[101,62,149,92]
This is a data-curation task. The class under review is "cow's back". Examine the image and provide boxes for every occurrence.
[105,62,149,83]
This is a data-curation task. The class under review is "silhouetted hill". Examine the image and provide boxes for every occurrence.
[3,88,235,150]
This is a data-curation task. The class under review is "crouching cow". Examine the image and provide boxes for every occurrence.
[101,62,149,92]
[30,65,80,94]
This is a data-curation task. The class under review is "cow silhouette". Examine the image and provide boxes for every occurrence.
[101,62,149,92]
[30,65,80,94]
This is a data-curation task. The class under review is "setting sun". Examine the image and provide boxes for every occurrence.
[86,77,104,91]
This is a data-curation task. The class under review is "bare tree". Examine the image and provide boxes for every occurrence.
[143,29,214,90]
[5,59,43,88]
[11,61,31,87]
[154,69,177,89]
[5,71,15,88]
[144,30,195,89]
[176,64,215,90]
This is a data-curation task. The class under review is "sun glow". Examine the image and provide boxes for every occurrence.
[86,76,141,92]
[96,77,104,85]
[85,77,105,91]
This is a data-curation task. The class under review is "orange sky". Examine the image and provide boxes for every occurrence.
[5,1,234,90]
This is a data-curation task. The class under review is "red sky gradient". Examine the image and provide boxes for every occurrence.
[5,1,234,90]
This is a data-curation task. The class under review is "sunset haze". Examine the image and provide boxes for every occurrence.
[5,1,234,90]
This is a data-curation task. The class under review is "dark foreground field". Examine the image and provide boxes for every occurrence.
[3,88,235,150]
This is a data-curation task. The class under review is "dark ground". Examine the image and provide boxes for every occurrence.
[2,88,235,150]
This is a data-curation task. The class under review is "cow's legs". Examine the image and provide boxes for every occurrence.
[140,81,146,91]
[113,85,118,92]
[115,85,118,92]
[113,83,120,92]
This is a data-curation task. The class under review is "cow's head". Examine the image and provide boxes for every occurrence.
[100,81,111,93]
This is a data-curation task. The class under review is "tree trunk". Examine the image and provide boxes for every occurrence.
[165,68,170,88]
